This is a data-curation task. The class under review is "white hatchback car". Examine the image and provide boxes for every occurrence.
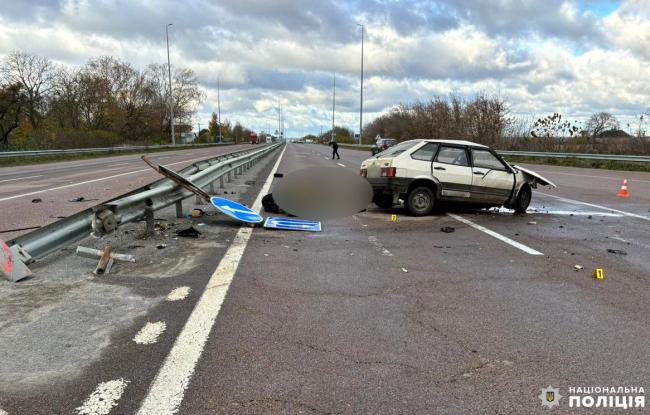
[360,139,556,216]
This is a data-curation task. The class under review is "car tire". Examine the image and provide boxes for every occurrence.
[513,184,531,213]
[373,194,394,209]
[406,186,435,216]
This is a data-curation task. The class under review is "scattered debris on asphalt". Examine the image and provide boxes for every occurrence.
[606,248,627,255]
[245,180,256,185]
[401,267,408,273]
[76,245,136,275]
[574,265,584,271]
[527,221,537,225]
[31,198,42,203]
[176,226,202,238]
[156,244,167,249]
[0,226,41,234]
[155,223,170,232]
[440,226,455,233]
[274,173,284,178]
[262,193,282,213]
[68,197,97,202]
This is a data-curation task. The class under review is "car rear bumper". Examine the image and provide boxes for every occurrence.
[367,177,412,195]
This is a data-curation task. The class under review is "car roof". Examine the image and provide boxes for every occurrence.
[400,139,489,148]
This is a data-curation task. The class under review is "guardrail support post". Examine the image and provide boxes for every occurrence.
[220,176,224,189]
[145,206,155,236]
[209,182,215,194]
[227,171,232,182]
[175,200,183,218]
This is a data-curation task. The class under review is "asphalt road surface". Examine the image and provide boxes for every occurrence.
[1,143,649,414]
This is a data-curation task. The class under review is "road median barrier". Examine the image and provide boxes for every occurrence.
[4,143,283,282]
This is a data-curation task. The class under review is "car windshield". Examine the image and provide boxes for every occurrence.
[375,141,417,157]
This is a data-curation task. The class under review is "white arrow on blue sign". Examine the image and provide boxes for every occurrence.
[263,217,322,232]
[210,196,263,223]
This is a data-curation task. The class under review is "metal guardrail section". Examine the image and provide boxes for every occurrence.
[7,143,282,267]
[0,142,235,158]
[334,143,650,162]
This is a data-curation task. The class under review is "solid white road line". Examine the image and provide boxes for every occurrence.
[337,162,346,167]
[536,192,650,222]
[447,213,544,256]
[0,174,43,183]
[109,162,131,167]
[526,169,650,184]
[137,145,287,415]
[76,378,130,415]
[133,322,167,345]
[166,286,191,301]
[0,156,210,202]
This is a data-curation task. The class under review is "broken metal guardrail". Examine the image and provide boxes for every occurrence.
[0,142,234,159]
[6,143,283,275]
[333,143,650,163]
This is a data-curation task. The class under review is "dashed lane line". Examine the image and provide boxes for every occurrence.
[0,155,216,202]
[447,213,544,256]
[137,145,287,415]
[76,378,130,415]
[166,286,190,301]
[0,174,44,183]
[133,321,167,345]
[536,192,650,222]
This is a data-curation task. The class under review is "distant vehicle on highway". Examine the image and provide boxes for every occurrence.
[266,136,273,144]
[360,139,556,216]
[250,132,258,144]
[371,138,398,155]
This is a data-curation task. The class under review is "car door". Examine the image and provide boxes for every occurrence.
[431,145,473,200]
[405,142,439,177]
[470,148,515,204]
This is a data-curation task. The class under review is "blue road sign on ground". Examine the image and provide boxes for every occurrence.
[210,196,263,223]
[263,217,322,232]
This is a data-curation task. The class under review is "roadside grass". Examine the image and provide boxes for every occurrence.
[0,144,233,168]
[503,156,650,173]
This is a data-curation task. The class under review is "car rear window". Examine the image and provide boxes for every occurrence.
[376,141,417,157]
[411,143,439,161]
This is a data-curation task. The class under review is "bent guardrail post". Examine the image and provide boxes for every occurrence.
[4,143,283,281]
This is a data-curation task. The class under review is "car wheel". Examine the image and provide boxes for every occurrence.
[373,194,394,209]
[406,186,435,216]
[514,184,531,213]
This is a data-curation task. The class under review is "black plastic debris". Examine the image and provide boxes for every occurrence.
[69,197,85,202]
[262,193,283,213]
[440,226,455,233]
[245,180,256,185]
[156,244,167,249]
[606,248,627,255]
[31,198,42,203]
[274,173,284,178]
[176,226,202,238]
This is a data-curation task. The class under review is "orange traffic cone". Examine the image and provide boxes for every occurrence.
[617,179,629,198]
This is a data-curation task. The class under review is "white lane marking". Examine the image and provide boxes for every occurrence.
[536,192,650,222]
[336,162,346,167]
[138,145,286,415]
[76,378,130,415]
[368,236,393,256]
[166,286,190,301]
[0,174,43,183]
[109,162,130,167]
[158,156,170,159]
[612,236,650,249]
[133,321,167,345]
[0,408,8,414]
[0,156,209,202]
[530,210,623,217]
[447,213,544,256]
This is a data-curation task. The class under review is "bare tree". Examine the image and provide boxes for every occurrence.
[0,83,25,146]
[0,51,55,128]
[585,112,619,149]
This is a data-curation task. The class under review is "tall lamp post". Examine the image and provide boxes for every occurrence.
[217,77,222,143]
[357,23,364,145]
[166,23,175,145]
[332,72,336,142]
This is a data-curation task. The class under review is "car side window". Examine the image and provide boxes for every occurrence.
[472,149,506,171]
[411,143,439,161]
[435,146,469,166]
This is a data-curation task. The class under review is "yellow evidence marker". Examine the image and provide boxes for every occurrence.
[391,214,397,222]
[594,268,605,280]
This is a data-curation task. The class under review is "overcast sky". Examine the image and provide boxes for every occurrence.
[1,0,649,136]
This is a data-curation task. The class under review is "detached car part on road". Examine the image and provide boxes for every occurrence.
[360,139,556,216]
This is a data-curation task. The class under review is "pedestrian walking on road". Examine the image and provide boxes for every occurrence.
[330,141,340,160]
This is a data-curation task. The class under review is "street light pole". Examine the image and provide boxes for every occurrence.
[358,23,364,145]
[217,77,222,143]
[332,72,336,142]
[166,23,175,145]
